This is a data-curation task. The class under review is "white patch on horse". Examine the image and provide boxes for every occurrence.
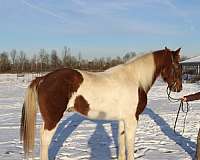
[40,123,58,160]
[125,53,155,92]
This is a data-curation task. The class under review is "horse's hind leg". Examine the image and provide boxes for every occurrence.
[40,123,57,160]
[118,120,126,160]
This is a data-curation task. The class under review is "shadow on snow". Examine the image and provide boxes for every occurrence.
[48,113,118,160]
[144,108,196,160]
[48,108,196,159]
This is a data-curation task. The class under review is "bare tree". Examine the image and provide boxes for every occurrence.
[0,52,11,72]
[123,51,136,62]
[62,46,72,67]
[43,53,50,72]
[0,46,134,73]
[30,54,37,72]
[18,50,26,72]
[39,49,48,72]
[51,49,61,69]
[77,52,82,68]
[10,49,17,72]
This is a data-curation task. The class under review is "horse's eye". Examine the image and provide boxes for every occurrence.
[163,77,167,81]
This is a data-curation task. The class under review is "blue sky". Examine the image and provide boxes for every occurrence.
[0,0,200,58]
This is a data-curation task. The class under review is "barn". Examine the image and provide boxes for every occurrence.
[181,56,200,75]
[181,56,200,82]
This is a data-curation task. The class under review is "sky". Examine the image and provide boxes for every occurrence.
[0,0,200,58]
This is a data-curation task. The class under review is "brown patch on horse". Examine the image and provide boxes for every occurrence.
[135,87,147,120]
[152,49,171,84]
[74,95,90,116]
[36,68,83,130]
[30,76,43,89]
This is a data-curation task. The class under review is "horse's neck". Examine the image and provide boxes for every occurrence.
[107,51,169,93]
[124,53,156,93]
[150,51,170,90]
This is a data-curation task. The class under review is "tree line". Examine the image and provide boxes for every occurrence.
[0,47,137,73]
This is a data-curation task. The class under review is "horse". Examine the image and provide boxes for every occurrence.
[20,47,182,160]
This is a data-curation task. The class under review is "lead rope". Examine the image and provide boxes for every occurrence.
[166,87,189,135]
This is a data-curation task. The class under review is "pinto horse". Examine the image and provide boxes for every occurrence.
[20,47,182,160]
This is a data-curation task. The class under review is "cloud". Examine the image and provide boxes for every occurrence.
[20,0,194,36]
[21,0,67,23]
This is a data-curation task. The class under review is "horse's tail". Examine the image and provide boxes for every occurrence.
[20,77,41,158]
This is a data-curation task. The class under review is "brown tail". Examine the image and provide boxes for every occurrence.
[20,78,41,158]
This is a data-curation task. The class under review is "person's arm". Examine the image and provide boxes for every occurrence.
[182,92,200,102]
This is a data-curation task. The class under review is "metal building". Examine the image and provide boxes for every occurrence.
[181,56,200,75]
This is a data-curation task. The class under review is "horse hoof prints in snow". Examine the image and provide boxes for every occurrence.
[20,47,182,160]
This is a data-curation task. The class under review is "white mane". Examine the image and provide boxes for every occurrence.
[125,52,152,64]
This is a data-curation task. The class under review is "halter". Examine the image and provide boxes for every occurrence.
[168,54,181,91]
[166,54,189,135]
[166,86,189,135]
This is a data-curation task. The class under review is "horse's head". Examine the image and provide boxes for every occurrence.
[161,47,182,92]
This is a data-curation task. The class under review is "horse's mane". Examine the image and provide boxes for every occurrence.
[125,51,153,64]
[105,51,154,73]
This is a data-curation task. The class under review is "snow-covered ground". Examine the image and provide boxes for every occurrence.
[0,74,199,160]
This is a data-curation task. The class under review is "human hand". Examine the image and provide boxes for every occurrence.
[181,97,187,102]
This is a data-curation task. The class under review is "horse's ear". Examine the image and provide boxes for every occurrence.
[165,47,170,51]
[175,48,181,53]
[174,48,181,62]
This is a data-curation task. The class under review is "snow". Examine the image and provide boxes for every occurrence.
[0,74,199,160]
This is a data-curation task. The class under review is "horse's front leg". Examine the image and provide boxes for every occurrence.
[124,117,137,160]
[118,120,126,160]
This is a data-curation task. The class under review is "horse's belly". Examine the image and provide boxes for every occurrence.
[87,104,121,120]
[86,96,138,120]
[87,111,120,120]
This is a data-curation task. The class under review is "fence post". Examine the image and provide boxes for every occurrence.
[197,128,200,160]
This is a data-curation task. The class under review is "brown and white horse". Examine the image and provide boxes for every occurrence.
[20,47,182,160]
